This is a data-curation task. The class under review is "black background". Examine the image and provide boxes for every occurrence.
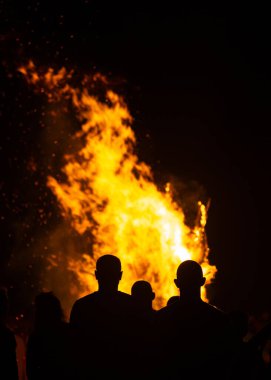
[1,2,271,316]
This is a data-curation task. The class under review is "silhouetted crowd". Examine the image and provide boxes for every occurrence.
[1,255,271,379]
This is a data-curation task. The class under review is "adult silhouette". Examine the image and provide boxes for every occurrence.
[157,260,232,379]
[26,292,72,380]
[70,254,135,380]
[0,287,18,380]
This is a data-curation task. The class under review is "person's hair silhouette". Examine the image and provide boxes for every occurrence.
[95,254,122,293]
[131,280,155,313]
[174,260,205,300]
[34,291,64,329]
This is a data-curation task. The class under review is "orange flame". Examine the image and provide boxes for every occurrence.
[19,61,216,308]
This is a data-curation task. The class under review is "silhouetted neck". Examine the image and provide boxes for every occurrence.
[136,301,153,312]
[98,285,119,294]
[179,288,202,304]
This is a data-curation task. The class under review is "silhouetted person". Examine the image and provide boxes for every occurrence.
[0,287,18,380]
[167,295,179,306]
[130,280,158,378]
[157,260,232,379]
[26,292,71,380]
[70,254,135,380]
[131,280,156,315]
[228,310,267,379]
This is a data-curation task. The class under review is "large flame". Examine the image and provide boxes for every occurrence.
[19,61,216,308]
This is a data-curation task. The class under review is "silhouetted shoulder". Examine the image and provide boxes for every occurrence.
[72,291,99,306]
[157,301,177,316]
[70,290,133,327]
[203,302,227,316]
[72,290,132,309]
[73,290,131,305]
[115,291,134,305]
[116,290,132,299]
[157,299,228,325]
[70,292,99,326]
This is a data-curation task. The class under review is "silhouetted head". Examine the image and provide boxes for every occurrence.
[34,291,64,329]
[0,287,8,323]
[131,280,155,311]
[174,260,205,299]
[95,254,122,292]
[167,295,179,306]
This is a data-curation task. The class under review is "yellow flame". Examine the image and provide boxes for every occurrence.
[19,61,216,308]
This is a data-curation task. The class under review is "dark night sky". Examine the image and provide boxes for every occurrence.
[1,2,271,316]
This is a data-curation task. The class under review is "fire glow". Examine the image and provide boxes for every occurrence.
[19,61,216,308]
